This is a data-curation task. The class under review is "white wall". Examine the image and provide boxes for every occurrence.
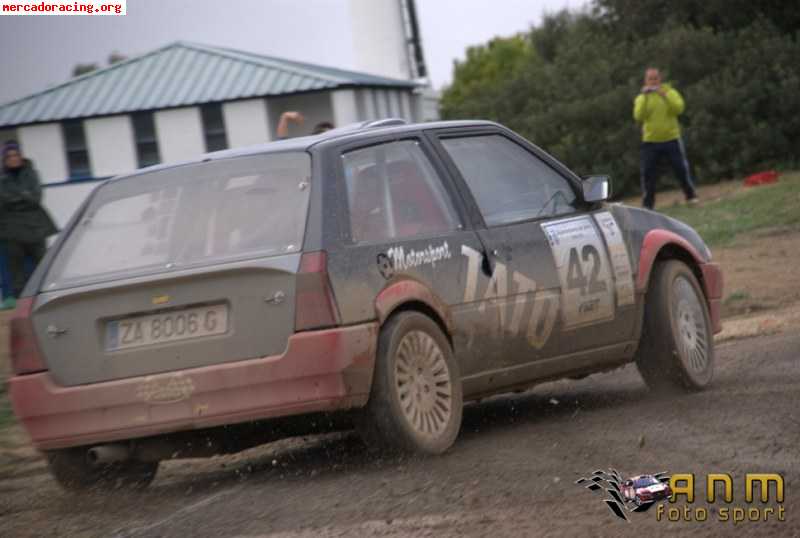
[17,123,68,183]
[331,89,359,127]
[349,0,410,80]
[223,98,272,146]
[84,115,137,177]
[267,93,334,138]
[42,180,103,230]
[154,107,205,163]
[420,87,441,121]
[353,88,416,123]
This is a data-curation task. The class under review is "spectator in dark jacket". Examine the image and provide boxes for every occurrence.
[0,141,58,309]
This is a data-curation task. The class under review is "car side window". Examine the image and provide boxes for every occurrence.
[440,134,577,226]
[342,140,460,243]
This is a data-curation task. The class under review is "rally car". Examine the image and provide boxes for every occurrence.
[622,475,672,505]
[8,120,722,490]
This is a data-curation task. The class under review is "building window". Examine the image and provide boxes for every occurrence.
[62,120,91,179]
[384,91,393,117]
[201,103,228,152]
[132,112,160,168]
[372,91,382,118]
[0,128,17,146]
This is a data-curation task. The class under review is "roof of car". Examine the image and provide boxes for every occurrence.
[108,119,500,183]
[206,119,500,156]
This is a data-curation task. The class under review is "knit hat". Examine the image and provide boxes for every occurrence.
[3,140,20,157]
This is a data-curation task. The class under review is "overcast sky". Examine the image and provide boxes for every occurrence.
[0,0,587,105]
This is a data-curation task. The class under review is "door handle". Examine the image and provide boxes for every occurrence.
[264,291,286,305]
[47,324,68,338]
[491,246,512,261]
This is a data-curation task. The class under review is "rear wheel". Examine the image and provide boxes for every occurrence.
[47,448,159,491]
[356,311,462,455]
[636,260,714,392]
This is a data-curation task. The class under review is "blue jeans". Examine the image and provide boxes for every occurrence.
[640,138,697,209]
[5,240,44,297]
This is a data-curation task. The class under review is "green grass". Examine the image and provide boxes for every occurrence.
[660,172,800,246]
[0,387,12,431]
[724,290,750,305]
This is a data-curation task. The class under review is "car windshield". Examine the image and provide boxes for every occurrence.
[46,152,311,290]
[634,477,659,488]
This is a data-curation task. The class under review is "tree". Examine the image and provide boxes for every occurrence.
[441,2,800,196]
[440,34,534,124]
[594,0,800,37]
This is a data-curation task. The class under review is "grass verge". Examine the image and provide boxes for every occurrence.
[0,383,13,431]
[659,172,800,246]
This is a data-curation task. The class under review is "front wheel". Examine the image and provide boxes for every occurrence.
[635,260,714,392]
[356,311,463,455]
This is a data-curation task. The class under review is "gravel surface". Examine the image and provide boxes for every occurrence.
[1,332,797,537]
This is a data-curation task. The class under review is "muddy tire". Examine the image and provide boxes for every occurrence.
[356,311,462,455]
[47,448,159,491]
[636,260,714,392]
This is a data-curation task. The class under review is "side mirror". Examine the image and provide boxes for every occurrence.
[582,175,611,202]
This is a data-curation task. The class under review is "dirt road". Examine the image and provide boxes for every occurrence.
[1,331,797,537]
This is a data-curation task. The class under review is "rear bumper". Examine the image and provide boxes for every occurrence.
[9,323,377,451]
[700,262,723,334]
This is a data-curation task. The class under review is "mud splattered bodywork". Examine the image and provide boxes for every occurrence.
[8,120,721,460]
[609,205,722,332]
[10,324,376,450]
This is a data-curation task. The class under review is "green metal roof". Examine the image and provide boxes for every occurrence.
[0,41,417,128]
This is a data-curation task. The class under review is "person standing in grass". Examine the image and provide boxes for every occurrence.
[634,67,698,210]
[0,141,57,310]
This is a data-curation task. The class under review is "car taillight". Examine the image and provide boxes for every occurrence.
[10,297,48,375]
[295,251,340,331]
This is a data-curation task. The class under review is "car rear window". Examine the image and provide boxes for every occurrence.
[46,152,311,290]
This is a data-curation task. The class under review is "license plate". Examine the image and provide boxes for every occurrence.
[107,304,229,351]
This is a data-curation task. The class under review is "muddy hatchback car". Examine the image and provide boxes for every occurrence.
[9,120,722,490]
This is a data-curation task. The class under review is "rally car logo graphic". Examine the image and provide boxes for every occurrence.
[385,241,452,272]
[576,469,671,521]
[136,373,195,404]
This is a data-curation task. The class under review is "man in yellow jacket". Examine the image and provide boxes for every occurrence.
[634,68,698,209]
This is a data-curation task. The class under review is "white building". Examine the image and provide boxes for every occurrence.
[0,0,438,299]
[1,40,435,227]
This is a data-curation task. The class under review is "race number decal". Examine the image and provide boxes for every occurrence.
[542,216,614,329]
[594,211,635,307]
